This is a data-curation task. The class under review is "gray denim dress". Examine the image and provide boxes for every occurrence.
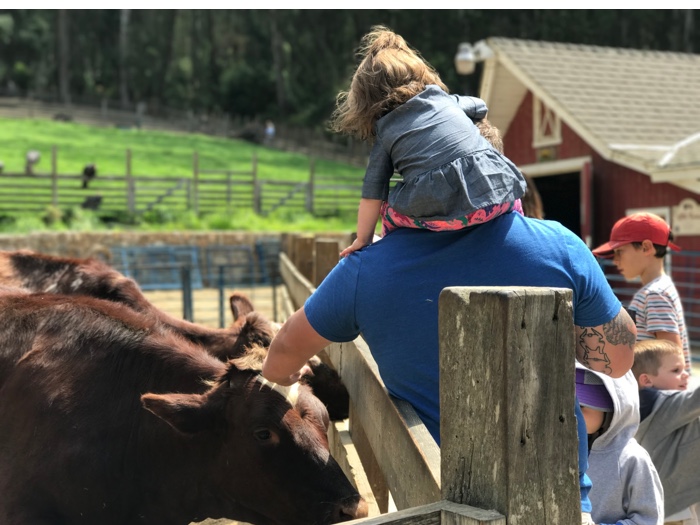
[361,85,526,221]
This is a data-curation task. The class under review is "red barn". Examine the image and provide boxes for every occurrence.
[479,38,700,351]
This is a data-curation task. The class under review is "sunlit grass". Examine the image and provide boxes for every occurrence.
[0,117,364,233]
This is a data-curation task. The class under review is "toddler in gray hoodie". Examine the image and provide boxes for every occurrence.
[576,362,664,525]
[633,339,699,525]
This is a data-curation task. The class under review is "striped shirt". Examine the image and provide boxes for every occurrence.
[629,274,691,373]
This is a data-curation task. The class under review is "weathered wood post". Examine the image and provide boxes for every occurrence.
[313,238,339,288]
[439,286,579,525]
[226,171,232,213]
[192,151,199,214]
[51,146,58,207]
[252,152,261,214]
[292,234,315,285]
[126,149,135,214]
[306,157,315,214]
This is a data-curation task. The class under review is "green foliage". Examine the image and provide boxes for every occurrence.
[2,10,694,126]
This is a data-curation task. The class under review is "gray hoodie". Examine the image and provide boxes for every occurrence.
[577,363,664,525]
[635,386,700,516]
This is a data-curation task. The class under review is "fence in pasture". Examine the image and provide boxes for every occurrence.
[0,149,368,218]
[276,233,579,524]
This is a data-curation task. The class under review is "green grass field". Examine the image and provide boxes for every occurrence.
[0,117,362,181]
[0,118,365,233]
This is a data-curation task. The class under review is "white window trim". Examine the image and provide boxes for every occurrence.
[532,96,562,149]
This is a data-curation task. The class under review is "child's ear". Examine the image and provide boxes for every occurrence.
[638,373,654,388]
[641,239,655,254]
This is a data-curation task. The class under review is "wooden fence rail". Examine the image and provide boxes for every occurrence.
[278,233,579,524]
[0,150,368,217]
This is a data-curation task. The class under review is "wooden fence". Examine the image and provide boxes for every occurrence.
[0,150,367,218]
[278,233,579,524]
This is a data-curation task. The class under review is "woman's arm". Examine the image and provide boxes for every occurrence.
[576,307,636,378]
[261,307,333,386]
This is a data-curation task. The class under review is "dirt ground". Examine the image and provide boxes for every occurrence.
[143,285,278,328]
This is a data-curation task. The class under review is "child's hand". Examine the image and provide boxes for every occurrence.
[340,238,369,258]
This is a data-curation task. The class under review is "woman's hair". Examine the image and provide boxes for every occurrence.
[330,26,447,141]
[632,339,684,380]
[521,174,545,219]
[474,119,503,153]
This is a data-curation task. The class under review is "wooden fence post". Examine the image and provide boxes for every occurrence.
[312,238,339,288]
[439,286,579,524]
[252,152,261,215]
[306,157,315,214]
[292,234,315,284]
[51,146,58,207]
[126,149,135,214]
[226,171,232,213]
[192,151,199,214]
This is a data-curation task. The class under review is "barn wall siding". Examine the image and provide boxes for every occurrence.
[502,91,700,251]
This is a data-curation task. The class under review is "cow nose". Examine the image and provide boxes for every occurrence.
[330,495,368,522]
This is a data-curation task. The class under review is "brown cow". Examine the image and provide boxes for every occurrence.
[0,249,349,420]
[0,290,367,525]
[0,249,277,361]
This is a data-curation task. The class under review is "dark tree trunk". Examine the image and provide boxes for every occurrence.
[269,10,287,115]
[57,10,71,105]
[119,9,131,109]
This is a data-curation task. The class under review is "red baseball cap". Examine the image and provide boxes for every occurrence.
[592,212,682,258]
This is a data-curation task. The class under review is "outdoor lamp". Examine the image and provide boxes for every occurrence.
[454,40,494,75]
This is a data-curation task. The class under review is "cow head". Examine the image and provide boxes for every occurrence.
[141,346,366,525]
[226,292,279,357]
[229,293,350,421]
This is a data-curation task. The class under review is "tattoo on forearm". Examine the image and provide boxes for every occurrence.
[576,326,612,375]
[602,313,636,346]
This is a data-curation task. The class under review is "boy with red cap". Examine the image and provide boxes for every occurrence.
[592,212,690,374]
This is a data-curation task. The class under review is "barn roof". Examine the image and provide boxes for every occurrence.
[480,38,700,194]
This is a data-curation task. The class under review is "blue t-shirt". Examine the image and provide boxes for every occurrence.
[304,213,621,443]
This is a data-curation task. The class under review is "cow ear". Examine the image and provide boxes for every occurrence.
[230,293,255,322]
[141,393,216,435]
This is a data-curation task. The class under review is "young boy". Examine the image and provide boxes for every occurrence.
[633,340,700,525]
[576,362,664,525]
[592,212,690,374]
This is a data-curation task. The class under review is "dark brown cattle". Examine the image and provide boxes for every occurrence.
[0,290,367,525]
[0,249,277,361]
[0,250,348,420]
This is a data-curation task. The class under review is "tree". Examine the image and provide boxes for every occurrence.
[57,9,70,104]
[119,9,130,109]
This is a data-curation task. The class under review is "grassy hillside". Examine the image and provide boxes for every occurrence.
[0,118,364,233]
[0,117,362,181]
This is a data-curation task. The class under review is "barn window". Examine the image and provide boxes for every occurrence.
[532,96,561,148]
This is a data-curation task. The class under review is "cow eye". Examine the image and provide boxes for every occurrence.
[254,428,272,442]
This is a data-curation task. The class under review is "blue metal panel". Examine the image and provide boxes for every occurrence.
[114,246,203,291]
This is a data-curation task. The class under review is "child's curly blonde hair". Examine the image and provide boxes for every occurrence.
[330,26,448,142]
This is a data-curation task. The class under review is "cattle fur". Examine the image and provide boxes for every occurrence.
[0,289,366,525]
